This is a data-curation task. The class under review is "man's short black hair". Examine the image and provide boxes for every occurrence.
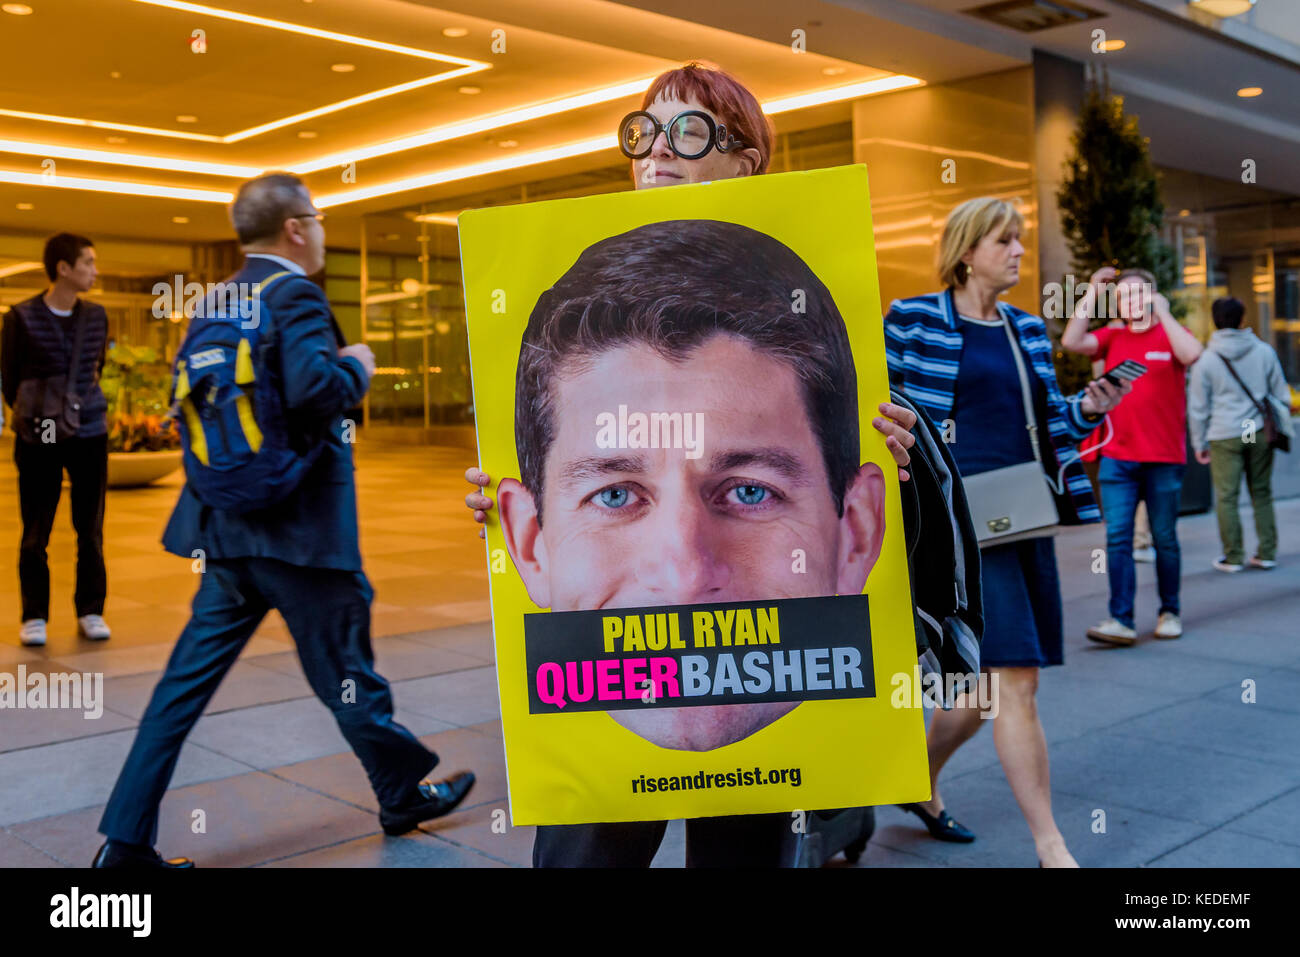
[230,172,312,245]
[1212,296,1245,331]
[516,219,859,525]
[43,233,94,282]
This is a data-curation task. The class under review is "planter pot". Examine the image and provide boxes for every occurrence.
[107,450,183,488]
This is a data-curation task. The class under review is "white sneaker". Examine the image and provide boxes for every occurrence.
[1154,612,1183,639]
[20,619,47,647]
[1249,556,1278,570]
[1086,619,1137,646]
[77,614,111,641]
[1213,557,1244,573]
[1132,546,1156,564]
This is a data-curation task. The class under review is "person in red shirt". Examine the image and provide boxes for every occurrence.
[1062,266,1204,644]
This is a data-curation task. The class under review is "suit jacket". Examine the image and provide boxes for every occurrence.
[162,256,369,571]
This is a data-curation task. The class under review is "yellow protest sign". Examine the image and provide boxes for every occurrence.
[459,165,929,825]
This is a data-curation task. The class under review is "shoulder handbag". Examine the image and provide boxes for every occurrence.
[1217,352,1290,454]
[12,301,89,444]
[959,313,1062,547]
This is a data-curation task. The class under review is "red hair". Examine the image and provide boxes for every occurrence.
[640,62,773,174]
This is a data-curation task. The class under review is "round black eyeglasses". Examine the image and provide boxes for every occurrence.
[617,110,746,161]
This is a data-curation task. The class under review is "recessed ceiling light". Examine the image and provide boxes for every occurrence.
[176,114,198,123]
[457,85,481,95]
[331,63,355,73]
[16,202,34,210]
[297,130,318,139]
[442,27,469,37]
[821,67,847,76]
[2,4,34,15]
[1101,39,1126,51]
[106,135,127,144]
[1237,86,1263,97]
[1189,0,1255,17]
[497,139,518,149]
[172,216,190,224]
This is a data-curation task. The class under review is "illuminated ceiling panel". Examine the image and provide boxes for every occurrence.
[0,0,922,231]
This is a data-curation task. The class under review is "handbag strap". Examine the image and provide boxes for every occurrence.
[1216,351,1272,422]
[63,299,89,387]
[997,307,1044,466]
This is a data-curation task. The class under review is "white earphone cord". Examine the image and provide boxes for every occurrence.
[1045,413,1114,497]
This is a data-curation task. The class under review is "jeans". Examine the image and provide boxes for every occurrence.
[1098,457,1185,629]
[1209,437,1276,563]
[14,434,107,622]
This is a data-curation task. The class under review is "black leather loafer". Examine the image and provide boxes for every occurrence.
[897,802,976,843]
[379,770,476,836]
[92,841,195,869]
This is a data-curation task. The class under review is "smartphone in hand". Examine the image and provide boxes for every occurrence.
[1102,359,1147,388]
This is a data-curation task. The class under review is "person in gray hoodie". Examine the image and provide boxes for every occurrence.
[1188,297,1294,572]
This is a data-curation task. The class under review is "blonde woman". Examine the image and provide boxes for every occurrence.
[884,197,1130,867]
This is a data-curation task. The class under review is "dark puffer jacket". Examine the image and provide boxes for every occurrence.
[1,294,109,438]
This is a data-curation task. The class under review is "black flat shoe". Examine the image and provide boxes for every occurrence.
[379,770,476,835]
[897,803,976,843]
[92,841,195,869]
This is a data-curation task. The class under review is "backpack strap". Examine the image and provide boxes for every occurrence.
[175,362,208,465]
[255,270,293,295]
[249,270,293,336]
[232,270,293,455]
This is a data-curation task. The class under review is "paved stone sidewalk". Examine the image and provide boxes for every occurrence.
[1,495,1296,868]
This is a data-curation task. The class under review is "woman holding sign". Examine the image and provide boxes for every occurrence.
[885,198,1131,867]
[463,62,921,868]
[467,63,918,517]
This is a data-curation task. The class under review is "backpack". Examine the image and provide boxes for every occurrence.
[170,271,327,512]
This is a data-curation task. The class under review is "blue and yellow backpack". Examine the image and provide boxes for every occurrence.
[170,271,325,512]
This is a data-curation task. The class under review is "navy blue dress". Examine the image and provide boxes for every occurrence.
[950,316,1064,669]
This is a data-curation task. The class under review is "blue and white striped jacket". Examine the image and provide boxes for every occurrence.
[883,288,1102,525]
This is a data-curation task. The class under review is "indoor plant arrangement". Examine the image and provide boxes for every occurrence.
[100,342,182,486]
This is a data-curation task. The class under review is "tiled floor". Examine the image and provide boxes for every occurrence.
[2,431,1299,868]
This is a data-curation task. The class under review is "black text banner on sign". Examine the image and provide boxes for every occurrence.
[525,595,875,714]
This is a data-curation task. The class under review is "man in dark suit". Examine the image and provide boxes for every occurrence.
[93,173,474,868]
